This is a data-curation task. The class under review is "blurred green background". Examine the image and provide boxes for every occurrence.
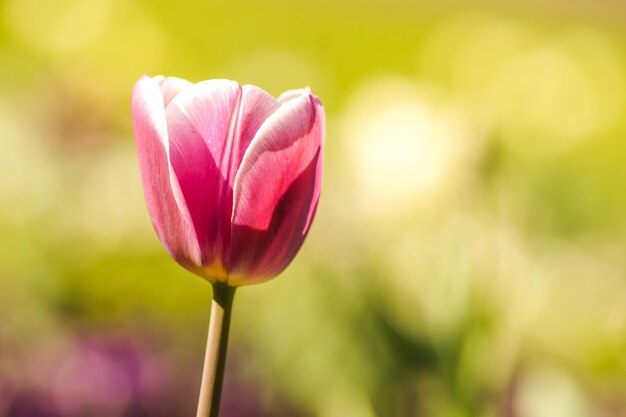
[1,0,626,416]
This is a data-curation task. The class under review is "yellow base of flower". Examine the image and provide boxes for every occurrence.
[190,260,229,284]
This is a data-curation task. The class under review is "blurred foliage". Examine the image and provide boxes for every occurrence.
[1,0,626,416]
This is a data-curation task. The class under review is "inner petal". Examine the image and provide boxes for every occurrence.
[162,80,280,278]
[154,75,193,106]
[225,85,280,187]
[219,85,279,272]
[164,80,240,271]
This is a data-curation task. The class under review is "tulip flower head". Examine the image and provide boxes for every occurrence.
[132,75,324,286]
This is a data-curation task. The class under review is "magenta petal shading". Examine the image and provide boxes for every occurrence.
[164,80,241,276]
[131,75,201,267]
[229,91,325,284]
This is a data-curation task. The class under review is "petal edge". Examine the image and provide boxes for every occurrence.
[132,75,202,267]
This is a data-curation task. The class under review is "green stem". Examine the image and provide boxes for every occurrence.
[196,283,236,417]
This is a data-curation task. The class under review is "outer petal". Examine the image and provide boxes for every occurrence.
[278,88,324,234]
[164,80,240,279]
[229,91,324,285]
[131,75,201,267]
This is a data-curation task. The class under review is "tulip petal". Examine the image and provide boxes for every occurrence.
[278,89,325,235]
[164,80,241,275]
[131,75,201,267]
[277,88,310,104]
[229,151,321,285]
[229,91,324,283]
[154,75,193,106]
[227,85,280,184]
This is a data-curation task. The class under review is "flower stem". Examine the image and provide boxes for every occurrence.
[196,283,236,417]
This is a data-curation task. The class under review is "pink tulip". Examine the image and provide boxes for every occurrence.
[131,75,324,286]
